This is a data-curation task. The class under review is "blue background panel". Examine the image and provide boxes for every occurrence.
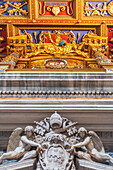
[21,29,94,44]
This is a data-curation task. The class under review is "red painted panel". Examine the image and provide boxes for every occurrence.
[0,25,7,53]
[39,2,73,16]
[43,34,71,43]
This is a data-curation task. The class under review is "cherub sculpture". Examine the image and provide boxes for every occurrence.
[0,126,40,164]
[73,127,113,164]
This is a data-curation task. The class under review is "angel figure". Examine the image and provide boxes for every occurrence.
[73,127,113,164]
[0,126,41,164]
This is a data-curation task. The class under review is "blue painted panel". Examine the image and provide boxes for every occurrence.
[0,1,28,16]
[21,29,94,44]
[84,0,113,17]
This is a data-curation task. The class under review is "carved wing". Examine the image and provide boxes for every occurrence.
[88,131,105,153]
[7,128,23,152]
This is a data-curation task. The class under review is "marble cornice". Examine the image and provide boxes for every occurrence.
[0,73,113,98]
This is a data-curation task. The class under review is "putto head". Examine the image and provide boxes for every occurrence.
[25,126,34,133]
[78,127,87,138]
[50,111,62,129]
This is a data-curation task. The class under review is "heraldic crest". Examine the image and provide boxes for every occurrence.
[0,111,113,170]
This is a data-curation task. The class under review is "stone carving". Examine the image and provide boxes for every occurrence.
[0,126,40,163]
[73,127,113,164]
[0,111,113,169]
[34,111,77,170]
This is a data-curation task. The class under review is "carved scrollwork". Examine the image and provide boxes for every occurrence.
[39,32,47,44]
[67,2,73,15]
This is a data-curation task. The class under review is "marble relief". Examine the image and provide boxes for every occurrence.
[0,112,113,169]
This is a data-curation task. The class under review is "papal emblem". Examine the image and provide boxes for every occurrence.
[52,6,60,16]
[0,111,113,169]
[108,1,113,16]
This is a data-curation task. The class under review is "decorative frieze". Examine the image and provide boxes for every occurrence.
[0,89,112,97]
[0,73,113,98]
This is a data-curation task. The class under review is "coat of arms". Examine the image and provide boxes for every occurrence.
[0,112,113,169]
[52,6,60,16]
